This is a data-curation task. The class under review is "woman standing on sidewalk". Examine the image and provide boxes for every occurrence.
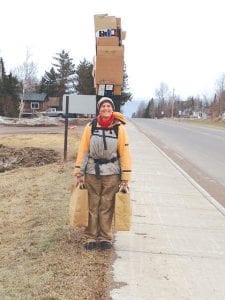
[74,97,132,251]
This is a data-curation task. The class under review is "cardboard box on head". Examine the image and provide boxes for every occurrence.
[94,14,117,32]
[96,36,119,47]
[95,46,124,85]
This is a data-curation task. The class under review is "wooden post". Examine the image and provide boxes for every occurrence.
[64,95,69,161]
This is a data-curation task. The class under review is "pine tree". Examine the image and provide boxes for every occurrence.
[74,59,95,95]
[39,67,59,96]
[52,50,76,105]
[0,70,20,117]
[119,64,132,106]
[0,57,5,80]
[0,58,20,117]
[39,50,76,108]
[144,98,155,118]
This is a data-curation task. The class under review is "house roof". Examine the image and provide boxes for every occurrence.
[20,93,47,102]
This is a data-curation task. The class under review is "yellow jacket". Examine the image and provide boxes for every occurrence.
[74,112,132,181]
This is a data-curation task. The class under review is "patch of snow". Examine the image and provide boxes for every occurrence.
[0,116,61,126]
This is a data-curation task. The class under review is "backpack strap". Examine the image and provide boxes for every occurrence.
[90,118,98,136]
[112,123,119,138]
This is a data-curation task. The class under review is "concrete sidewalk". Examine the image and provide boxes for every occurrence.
[111,121,225,300]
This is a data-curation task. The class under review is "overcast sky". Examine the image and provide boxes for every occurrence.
[1,0,225,100]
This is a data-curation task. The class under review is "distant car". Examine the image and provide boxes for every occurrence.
[21,111,38,118]
[42,108,64,117]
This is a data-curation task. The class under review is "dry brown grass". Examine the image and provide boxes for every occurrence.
[0,131,79,160]
[178,117,225,130]
[0,128,115,299]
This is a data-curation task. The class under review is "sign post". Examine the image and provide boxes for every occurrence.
[64,95,69,161]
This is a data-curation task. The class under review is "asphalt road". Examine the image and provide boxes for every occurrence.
[131,118,225,207]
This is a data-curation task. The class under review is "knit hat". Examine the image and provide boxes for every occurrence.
[97,97,115,111]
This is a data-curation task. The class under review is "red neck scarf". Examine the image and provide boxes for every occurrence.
[98,114,115,128]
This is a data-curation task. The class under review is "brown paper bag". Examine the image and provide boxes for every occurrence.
[114,186,132,231]
[69,184,89,228]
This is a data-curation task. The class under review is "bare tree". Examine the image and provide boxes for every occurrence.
[155,82,169,117]
[215,73,225,116]
[13,49,38,118]
[155,82,169,102]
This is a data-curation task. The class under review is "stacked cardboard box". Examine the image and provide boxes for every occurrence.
[93,14,126,96]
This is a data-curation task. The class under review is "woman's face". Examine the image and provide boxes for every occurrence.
[99,102,113,119]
